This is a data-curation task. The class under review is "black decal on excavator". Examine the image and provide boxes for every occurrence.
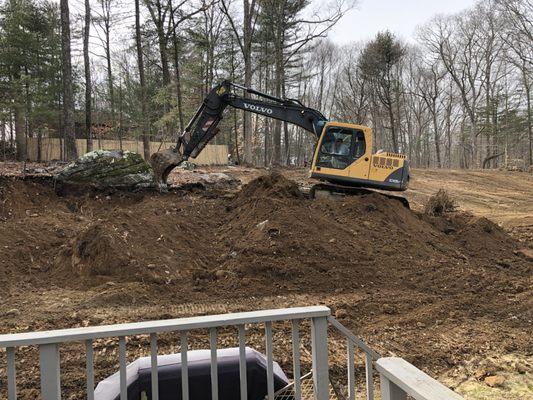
[385,161,409,190]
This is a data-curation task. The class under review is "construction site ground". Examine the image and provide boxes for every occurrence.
[0,162,531,399]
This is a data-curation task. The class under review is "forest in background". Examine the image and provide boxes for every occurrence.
[0,0,531,169]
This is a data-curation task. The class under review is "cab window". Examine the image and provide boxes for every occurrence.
[317,126,366,169]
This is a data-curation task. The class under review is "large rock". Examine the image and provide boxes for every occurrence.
[55,150,155,190]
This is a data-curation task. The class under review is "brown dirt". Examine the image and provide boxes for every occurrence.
[0,170,532,399]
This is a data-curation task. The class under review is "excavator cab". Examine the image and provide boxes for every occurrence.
[310,122,409,191]
[315,124,366,170]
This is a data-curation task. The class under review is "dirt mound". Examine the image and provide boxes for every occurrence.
[453,215,516,254]
[0,176,63,219]
[234,172,303,202]
[69,223,130,277]
[1,174,529,297]
[215,175,530,301]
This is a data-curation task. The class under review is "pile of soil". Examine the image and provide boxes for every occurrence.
[1,173,530,296]
[69,223,131,277]
[234,171,304,201]
[0,173,531,398]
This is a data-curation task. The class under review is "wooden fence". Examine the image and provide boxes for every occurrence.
[26,138,228,165]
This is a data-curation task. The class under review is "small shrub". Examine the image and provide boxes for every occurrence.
[425,189,457,216]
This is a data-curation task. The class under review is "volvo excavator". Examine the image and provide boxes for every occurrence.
[150,80,410,206]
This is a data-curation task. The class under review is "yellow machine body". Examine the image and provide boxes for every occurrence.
[310,122,410,191]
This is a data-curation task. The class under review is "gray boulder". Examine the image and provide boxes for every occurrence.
[55,150,155,190]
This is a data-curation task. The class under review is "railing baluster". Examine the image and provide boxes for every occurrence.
[311,316,329,400]
[39,343,61,400]
[119,336,127,400]
[379,373,407,400]
[291,320,301,400]
[265,321,275,400]
[209,327,219,400]
[7,347,16,400]
[238,324,247,400]
[347,340,355,400]
[150,333,159,400]
[85,340,94,400]
[181,331,189,400]
[365,352,374,400]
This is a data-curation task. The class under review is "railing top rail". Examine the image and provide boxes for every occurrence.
[377,357,464,400]
[327,316,380,360]
[0,306,330,348]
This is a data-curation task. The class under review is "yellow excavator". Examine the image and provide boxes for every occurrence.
[151,80,410,206]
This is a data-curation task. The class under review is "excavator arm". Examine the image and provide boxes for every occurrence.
[150,80,327,184]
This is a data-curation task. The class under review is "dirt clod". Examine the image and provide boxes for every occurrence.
[484,375,506,388]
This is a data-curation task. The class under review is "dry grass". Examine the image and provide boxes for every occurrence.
[424,189,457,216]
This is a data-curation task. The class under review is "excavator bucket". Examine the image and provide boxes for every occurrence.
[150,148,186,185]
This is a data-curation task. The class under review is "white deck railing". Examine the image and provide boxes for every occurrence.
[377,357,464,400]
[0,306,463,400]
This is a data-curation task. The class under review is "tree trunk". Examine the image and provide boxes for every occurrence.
[13,78,26,161]
[272,66,282,164]
[1,120,5,161]
[482,152,503,169]
[118,80,123,150]
[384,71,398,153]
[37,130,42,162]
[105,20,114,118]
[9,111,14,150]
[135,0,151,160]
[281,78,290,165]
[84,0,92,152]
[386,97,398,152]
[524,71,533,166]
[272,3,284,165]
[170,8,184,133]
[263,50,270,166]
[173,39,184,133]
[153,2,170,86]
[242,0,254,164]
[60,0,77,160]
[24,67,31,140]
[432,103,441,168]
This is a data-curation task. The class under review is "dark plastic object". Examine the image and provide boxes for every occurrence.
[94,347,289,400]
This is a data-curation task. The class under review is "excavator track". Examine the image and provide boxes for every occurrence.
[309,183,410,209]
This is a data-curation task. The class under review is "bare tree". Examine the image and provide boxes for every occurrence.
[420,14,485,167]
[416,60,446,167]
[93,0,116,118]
[497,0,533,165]
[84,0,93,152]
[220,0,258,164]
[135,0,151,159]
[60,0,77,160]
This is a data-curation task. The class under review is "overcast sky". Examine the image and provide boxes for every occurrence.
[327,0,478,45]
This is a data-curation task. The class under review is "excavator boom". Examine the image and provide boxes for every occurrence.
[150,80,327,183]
